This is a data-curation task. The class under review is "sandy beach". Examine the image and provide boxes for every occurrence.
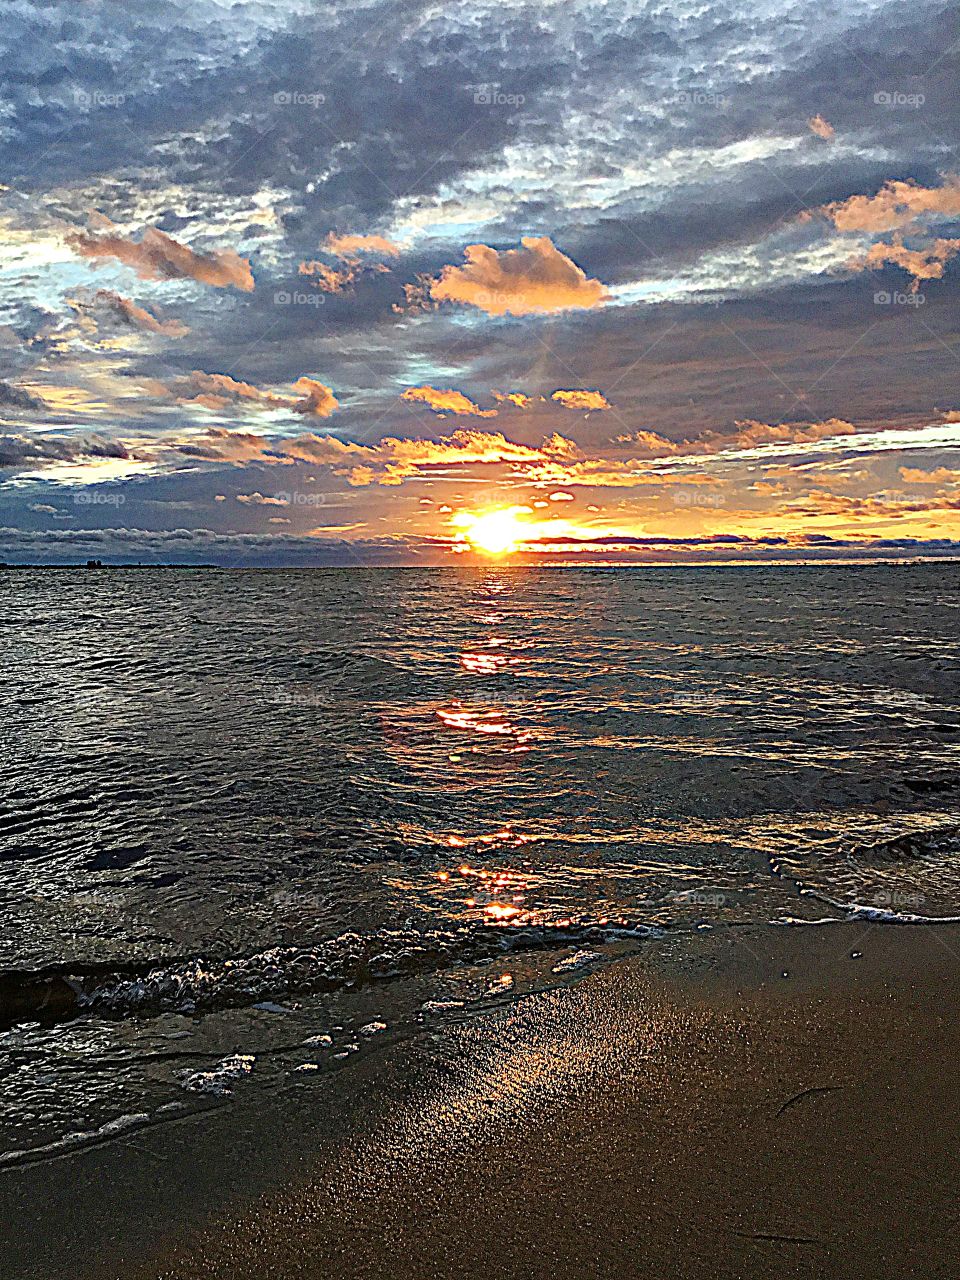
[4,919,960,1280]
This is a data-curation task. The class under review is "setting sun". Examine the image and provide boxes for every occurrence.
[451,506,534,556]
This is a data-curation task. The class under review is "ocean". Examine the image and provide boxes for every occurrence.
[2,563,959,1163]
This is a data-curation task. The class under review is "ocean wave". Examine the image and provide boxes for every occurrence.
[0,918,657,1028]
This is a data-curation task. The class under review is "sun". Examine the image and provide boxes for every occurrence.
[451,506,533,556]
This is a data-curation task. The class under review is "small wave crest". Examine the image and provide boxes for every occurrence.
[0,918,656,1029]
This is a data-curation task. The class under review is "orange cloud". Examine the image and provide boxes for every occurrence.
[174,426,578,486]
[298,232,400,293]
[81,289,189,337]
[808,114,835,140]
[899,466,960,484]
[822,174,960,233]
[67,225,254,291]
[615,417,857,458]
[551,389,611,411]
[786,488,960,517]
[324,232,402,259]
[291,377,339,417]
[180,371,338,417]
[492,391,534,408]
[853,236,960,288]
[298,260,359,292]
[429,237,609,316]
[343,429,572,485]
[401,386,497,417]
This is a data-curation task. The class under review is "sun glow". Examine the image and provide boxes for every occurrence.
[451,505,534,555]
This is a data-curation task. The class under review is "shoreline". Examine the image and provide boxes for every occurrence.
[6,919,960,1279]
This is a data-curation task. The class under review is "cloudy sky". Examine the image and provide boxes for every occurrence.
[1,0,959,565]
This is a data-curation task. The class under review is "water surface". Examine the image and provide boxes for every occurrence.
[2,564,959,1161]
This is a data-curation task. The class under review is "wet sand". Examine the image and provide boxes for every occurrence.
[6,921,960,1279]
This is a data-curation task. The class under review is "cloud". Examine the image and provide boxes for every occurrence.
[0,380,43,410]
[493,391,534,408]
[615,417,858,458]
[180,371,338,417]
[401,386,497,417]
[428,237,609,316]
[340,429,575,486]
[291,378,339,417]
[77,289,190,337]
[66,225,254,291]
[324,233,402,259]
[173,425,579,487]
[551,389,611,411]
[785,488,960,518]
[174,428,277,463]
[808,114,835,141]
[821,175,960,233]
[0,433,130,468]
[899,466,960,485]
[852,236,960,288]
[236,491,289,506]
[0,525,430,568]
[298,232,400,294]
[298,260,360,293]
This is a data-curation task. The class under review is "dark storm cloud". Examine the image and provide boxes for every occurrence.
[1,0,535,222]
[0,381,43,410]
[0,523,436,568]
[0,433,130,468]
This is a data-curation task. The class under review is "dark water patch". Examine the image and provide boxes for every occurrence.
[848,825,960,863]
[904,775,960,795]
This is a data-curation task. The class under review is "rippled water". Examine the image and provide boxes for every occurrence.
[2,563,959,1161]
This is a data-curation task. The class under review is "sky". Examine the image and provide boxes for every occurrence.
[1,0,959,566]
